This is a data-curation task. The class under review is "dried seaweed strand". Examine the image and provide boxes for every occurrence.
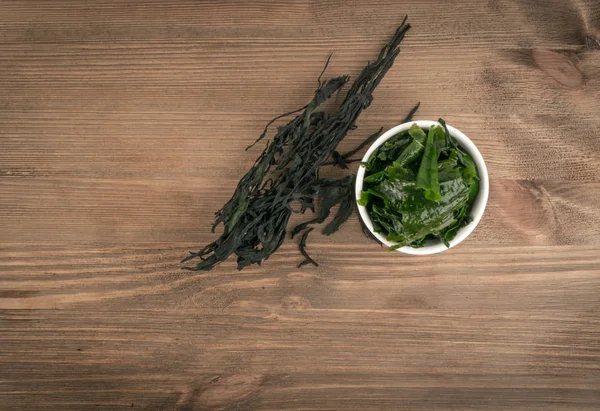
[325,101,420,168]
[183,18,413,271]
[297,228,318,268]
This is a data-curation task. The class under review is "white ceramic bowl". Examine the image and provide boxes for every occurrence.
[356,120,489,255]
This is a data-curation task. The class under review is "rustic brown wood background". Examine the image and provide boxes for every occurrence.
[1,1,600,410]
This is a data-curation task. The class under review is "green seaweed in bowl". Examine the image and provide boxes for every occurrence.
[358,120,480,250]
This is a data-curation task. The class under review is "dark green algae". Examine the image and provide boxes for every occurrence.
[358,120,480,250]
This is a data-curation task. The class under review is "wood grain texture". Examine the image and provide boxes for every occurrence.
[1,0,600,410]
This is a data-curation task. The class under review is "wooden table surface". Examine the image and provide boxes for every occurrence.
[2,1,600,410]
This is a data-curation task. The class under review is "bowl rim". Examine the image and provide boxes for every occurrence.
[355,120,489,255]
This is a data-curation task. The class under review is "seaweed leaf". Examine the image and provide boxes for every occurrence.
[416,126,442,201]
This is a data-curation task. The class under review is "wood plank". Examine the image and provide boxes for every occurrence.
[1,0,600,410]
[1,308,600,410]
[0,0,598,48]
[1,177,600,244]
[1,243,599,409]
[1,40,599,183]
[1,243,599,311]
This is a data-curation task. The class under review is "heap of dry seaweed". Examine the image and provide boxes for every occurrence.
[183,17,417,271]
